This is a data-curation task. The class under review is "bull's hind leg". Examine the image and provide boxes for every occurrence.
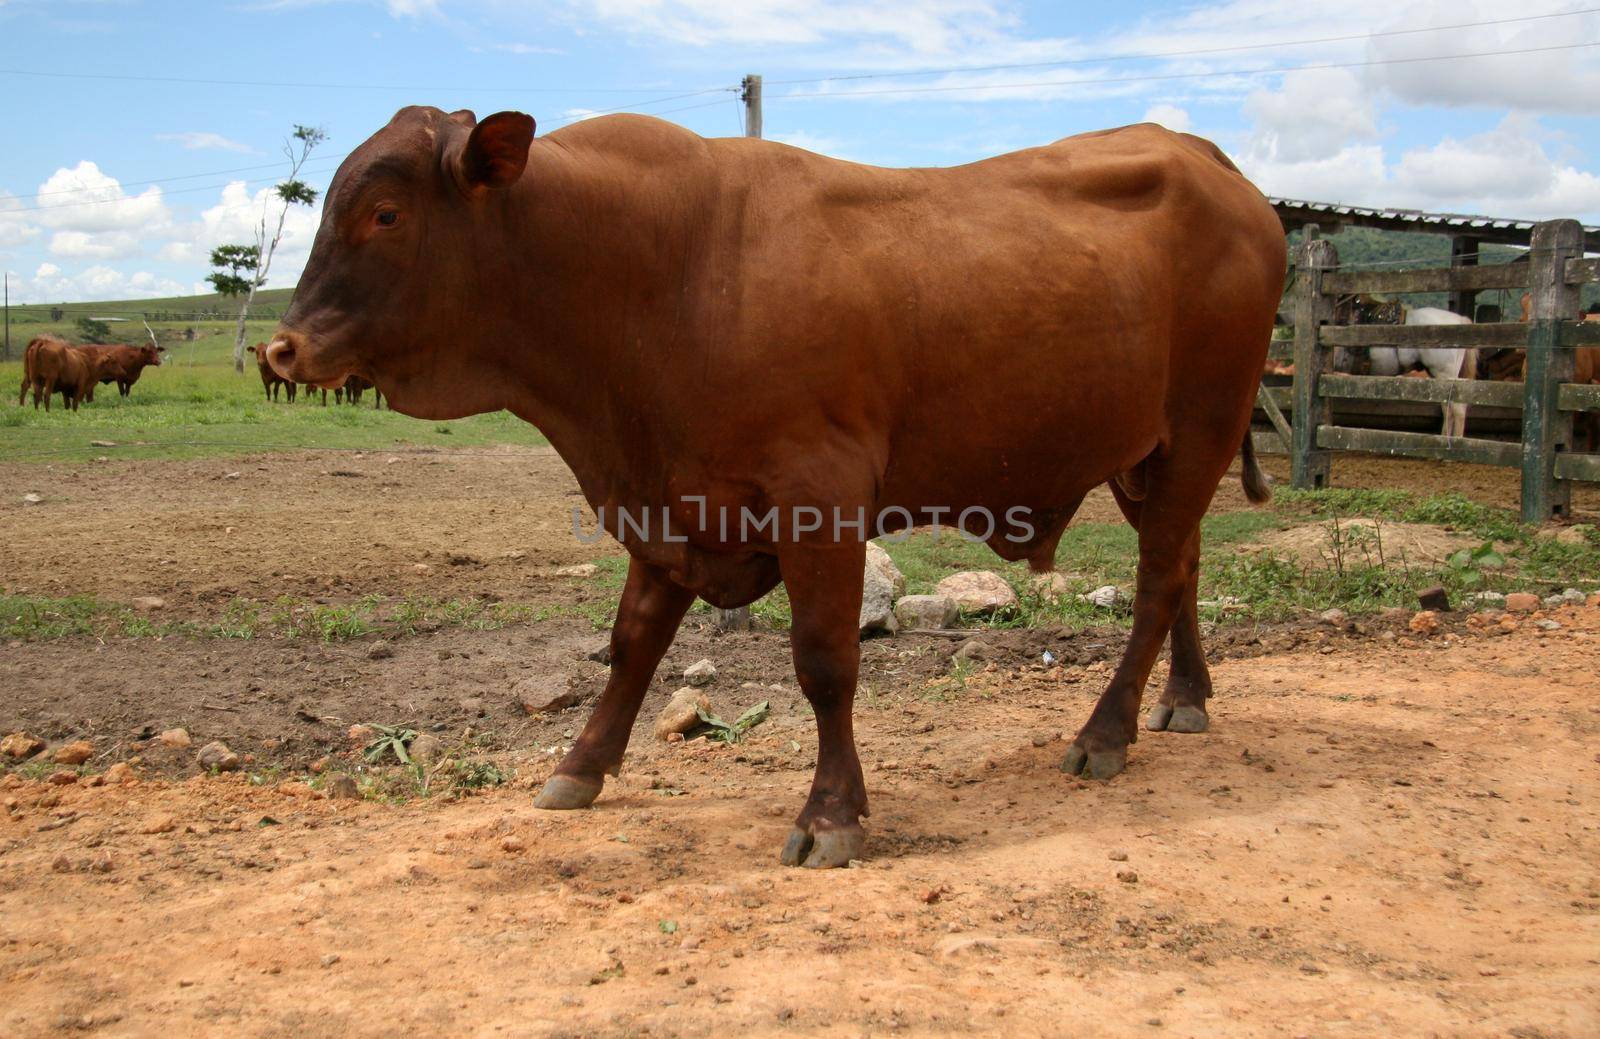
[535,558,694,810]
[777,539,869,869]
[1064,452,1229,780]
[1106,482,1213,734]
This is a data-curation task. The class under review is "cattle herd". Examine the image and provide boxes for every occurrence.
[14,334,381,412]
[247,341,382,408]
[16,335,165,411]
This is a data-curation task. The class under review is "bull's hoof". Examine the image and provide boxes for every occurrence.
[1061,742,1127,780]
[1147,704,1209,733]
[533,773,603,810]
[779,823,865,869]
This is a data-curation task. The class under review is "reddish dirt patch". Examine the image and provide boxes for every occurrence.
[3,607,1597,1036]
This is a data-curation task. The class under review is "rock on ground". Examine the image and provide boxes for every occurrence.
[654,687,709,741]
[2,732,46,760]
[860,542,906,635]
[195,741,241,772]
[515,674,583,714]
[684,659,717,687]
[52,740,94,766]
[1080,585,1127,610]
[935,572,1018,615]
[408,733,445,767]
[324,774,361,800]
[894,595,959,630]
[1029,572,1072,598]
[555,563,600,579]
[1504,592,1540,613]
[157,728,191,749]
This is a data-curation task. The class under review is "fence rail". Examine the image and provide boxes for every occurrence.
[1270,217,1597,523]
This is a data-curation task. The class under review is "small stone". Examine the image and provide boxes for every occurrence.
[1504,592,1539,613]
[320,954,341,968]
[1030,733,1053,748]
[514,674,582,714]
[347,724,374,745]
[655,687,710,741]
[366,642,394,660]
[52,740,93,766]
[412,563,433,575]
[1108,850,1129,862]
[140,814,176,834]
[1467,591,1506,606]
[1029,572,1072,598]
[1117,870,1139,884]
[1318,608,1347,627]
[48,771,79,786]
[936,571,1019,615]
[408,733,444,767]
[278,782,316,798]
[157,728,191,749]
[1535,619,1561,631]
[1416,585,1450,612]
[894,594,960,631]
[310,756,331,774]
[104,762,136,784]
[21,493,42,504]
[131,596,166,612]
[584,639,612,665]
[859,542,906,635]
[196,741,240,772]
[1,732,46,760]
[952,638,991,664]
[684,659,717,687]
[324,773,361,799]
[501,836,526,854]
[1079,585,1127,610]
[52,854,73,873]
[1408,611,1439,636]
[555,563,600,579]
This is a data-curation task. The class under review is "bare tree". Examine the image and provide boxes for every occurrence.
[211,124,326,373]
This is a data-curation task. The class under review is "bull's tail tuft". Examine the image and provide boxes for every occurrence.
[1240,428,1272,505]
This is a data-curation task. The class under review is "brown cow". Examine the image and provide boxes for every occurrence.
[1517,294,1599,450]
[246,342,297,401]
[267,108,1285,867]
[23,337,106,411]
[77,342,164,398]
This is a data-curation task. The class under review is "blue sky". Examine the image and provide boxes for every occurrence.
[1,0,1597,303]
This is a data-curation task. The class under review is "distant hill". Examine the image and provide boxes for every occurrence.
[2,287,296,325]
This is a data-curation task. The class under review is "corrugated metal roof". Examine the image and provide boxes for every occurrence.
[1270,197,1600,251]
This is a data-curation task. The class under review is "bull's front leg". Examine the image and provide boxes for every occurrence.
[534,557,694,810]
[776,539,869,869]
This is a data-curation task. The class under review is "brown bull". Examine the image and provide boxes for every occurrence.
[268,108,1285,868]
[77,342,164,398]
[247,342,297,401]
[20,336,105,411]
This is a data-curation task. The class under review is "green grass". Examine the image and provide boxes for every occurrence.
[0,591,539,643]
[2,316,547,462]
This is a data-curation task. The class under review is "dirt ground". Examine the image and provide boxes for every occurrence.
[2,448,1594,614]
[2,448,1598,1036]
[2,605,1597,1037]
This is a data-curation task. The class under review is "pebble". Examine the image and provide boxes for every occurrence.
[556,563,601,578]
[131,596,166,612]
[1504,592,1539,613]
[1117,870,1139,884]
[157,728,191,749]
[1108,850,1129,862]
[1407,611,1439,636]
[320,954,341,968]
[52,741,93,765]
[366,642,394,660]
[324,774,360,800]
[654,687,710,741]
[195,741,241,772]
[104,762,136,785]
[684,659,718,687]
[140,814,176,835]
[1,732,46,760]
[47,771,78,786]
[1535,619,1562,631]
[408,733,444,767]
[1317,608,1347,627]
[501,836,526,854]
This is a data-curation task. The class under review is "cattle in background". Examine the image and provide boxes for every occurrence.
[247,342,297,401]
[21,337,108,411]
[342,374,383,409]
[265,108,1286,867]
[77,342,164,398]
[1333,296,1475,438]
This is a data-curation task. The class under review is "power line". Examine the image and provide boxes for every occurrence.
[0,67,727,95]
[766,7,1600,86]
[771,40,1600,100]
[10,156,352,202]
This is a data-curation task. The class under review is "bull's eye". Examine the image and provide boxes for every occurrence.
[376,210,399,227]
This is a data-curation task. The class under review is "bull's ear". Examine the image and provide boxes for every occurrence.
[457,111,535,190]
[448,109,477,128]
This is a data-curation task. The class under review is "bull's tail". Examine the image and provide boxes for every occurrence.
[1240,427,1271,504]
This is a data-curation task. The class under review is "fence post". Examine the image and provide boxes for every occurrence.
[1519,219,1583,524]
[1290,234,1338,490]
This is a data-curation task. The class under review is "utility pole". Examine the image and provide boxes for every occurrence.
[741,74,762,139]
[713,76,763,635]
[3,272,9,362]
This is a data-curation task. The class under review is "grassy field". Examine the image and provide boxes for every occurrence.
[2,312,547,462]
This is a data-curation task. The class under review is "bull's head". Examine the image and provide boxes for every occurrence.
[266,106,536,419]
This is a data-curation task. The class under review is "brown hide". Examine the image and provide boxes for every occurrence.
[268,108,1287,864]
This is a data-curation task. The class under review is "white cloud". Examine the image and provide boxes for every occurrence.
[13,262,186,304]
[1141,103,1190,132]
[576,0,1013,53]
[1242,69,1376,165]
[156,131,255,153]
[386,0,438,14]
[48,229,141,260]
[190,179,323,287]
[32,161,171,234]
[491,41,564,55]
[0,189,42,251]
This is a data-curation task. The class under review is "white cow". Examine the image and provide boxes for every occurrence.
[1368,306,1476,438]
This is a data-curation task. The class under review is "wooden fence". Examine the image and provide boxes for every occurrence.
[1257,218,1600,524]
